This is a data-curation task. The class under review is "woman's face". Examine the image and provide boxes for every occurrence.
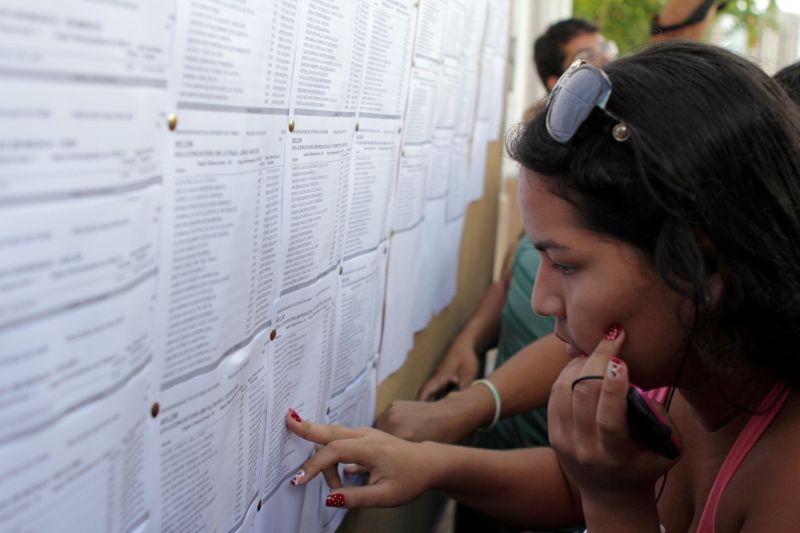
[519,170,692,388]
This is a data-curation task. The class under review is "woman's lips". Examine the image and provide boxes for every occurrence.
[564,343,588,358]
[555,333,588,358]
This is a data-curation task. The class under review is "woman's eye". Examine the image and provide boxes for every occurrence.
[552,262,576,275]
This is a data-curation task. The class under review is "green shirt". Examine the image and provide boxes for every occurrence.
[473,236,555,450]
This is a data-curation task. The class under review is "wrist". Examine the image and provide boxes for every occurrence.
[419,441,456,491]
[440,385,495,436]
[471,379,501,430]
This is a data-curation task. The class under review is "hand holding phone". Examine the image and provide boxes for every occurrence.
[626,387,681,459]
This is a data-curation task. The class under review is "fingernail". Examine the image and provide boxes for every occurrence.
[325,493,346,507]
[604,324,622,341]
[290,470,305,486]
[607,357,624,379]
[288,408,302,423]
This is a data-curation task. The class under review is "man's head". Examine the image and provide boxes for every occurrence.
[533,18,616,92]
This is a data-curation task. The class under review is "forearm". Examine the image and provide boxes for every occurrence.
[423,442,582,528]
[433,333,568,433]
[490,333,568,417]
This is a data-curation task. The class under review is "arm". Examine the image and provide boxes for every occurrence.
[416,276,508,400]
[417,242,518,401]
[429,444,583,528]
[286,412,583,528]
[376,333,569,442]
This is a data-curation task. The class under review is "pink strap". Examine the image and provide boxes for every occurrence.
[695,383,791,533]
[644,387,671,405]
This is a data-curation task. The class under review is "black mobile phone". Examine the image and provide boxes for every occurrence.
[626,387,681,459]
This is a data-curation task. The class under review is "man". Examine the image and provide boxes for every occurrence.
[533,18,617,93]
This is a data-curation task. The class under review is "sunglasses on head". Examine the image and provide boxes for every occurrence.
[545,59,630,144]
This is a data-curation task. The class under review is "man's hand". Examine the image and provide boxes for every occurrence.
[375,386,493,443]
[417,337,481,401]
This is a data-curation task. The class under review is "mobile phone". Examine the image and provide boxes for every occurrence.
[626,387,681,459]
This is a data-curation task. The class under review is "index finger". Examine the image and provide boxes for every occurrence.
[285,409,363,445]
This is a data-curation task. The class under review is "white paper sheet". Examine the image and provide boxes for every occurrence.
[0,372,153,533]
[393,144,431,231]
[319,359,377,533]
[344,118,401,258]
[157,110,285,387]
[462,0,488,61]
[435,214,465,312]
[434,60,461,130]
[485,0,511,57]
[446,135,469,221]
[280,115,354,292]
[467,119,491,202]
[412,198,447,332]
[262,271,337,499]
[441,0,467,62]
[260,475,315,533]
[0,1,515,531]
[0,192,160,444]
[358,0,417,119]
[477,52,508,140]
[290,0,359,115]
[379,226,423,382]
[0,1,171,201]
[401,67,438,145]
[333,250,385,395]
[153,334,267,533]
[428,129,453,200]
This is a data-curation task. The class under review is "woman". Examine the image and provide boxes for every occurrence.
[286,42,800,531]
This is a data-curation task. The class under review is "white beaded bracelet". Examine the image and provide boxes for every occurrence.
[471,379,502,431]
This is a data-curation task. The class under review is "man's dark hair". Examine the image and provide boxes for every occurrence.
[533,18,600,88]
[509,42,800,386]
[775,61,800,106]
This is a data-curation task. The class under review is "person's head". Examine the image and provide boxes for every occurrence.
[509,41,800,389]
[533,18,616,92]
[774,61,800,107]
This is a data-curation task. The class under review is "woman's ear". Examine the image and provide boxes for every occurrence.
[706,272,724,309]
[694,228,724,309]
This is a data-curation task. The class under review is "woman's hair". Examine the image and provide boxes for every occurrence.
[775,61,800,107]
[508,41,800,384]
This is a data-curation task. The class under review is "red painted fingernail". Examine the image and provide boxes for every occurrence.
[289,408,302,423]
[607,357,624,378]
[579,351,588,357]
[325,493,346,507]
[605,324,622,341]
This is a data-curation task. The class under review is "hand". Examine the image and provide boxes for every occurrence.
[374,392,483,443]
[285,411,440,508]
[418,337,480,401]
[547,325,682,504]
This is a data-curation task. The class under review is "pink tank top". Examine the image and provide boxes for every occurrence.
[695,382,791,533]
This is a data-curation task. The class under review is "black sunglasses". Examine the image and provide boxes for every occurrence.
[545,59,629,144]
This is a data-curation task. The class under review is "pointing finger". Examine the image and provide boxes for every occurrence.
[285,408,363,445]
